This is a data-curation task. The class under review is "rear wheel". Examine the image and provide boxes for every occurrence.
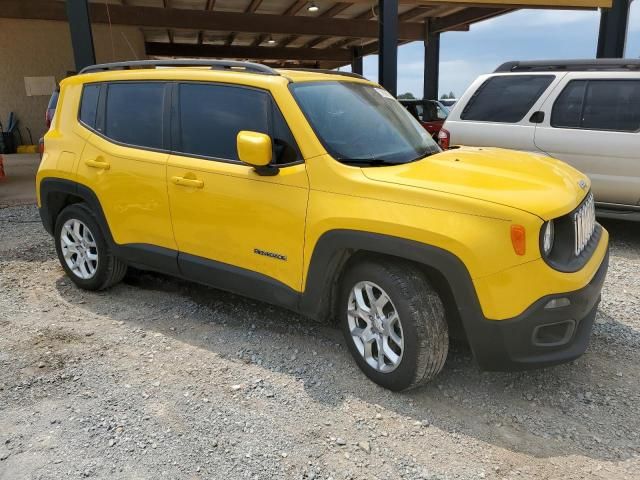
[54,203,127,291]
[339,258,448,391]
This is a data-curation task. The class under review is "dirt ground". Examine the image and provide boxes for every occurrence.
[0,154,39,208]
[0,204,638,480]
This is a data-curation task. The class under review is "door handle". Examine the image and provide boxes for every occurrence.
[171,176,204,189]
[85,158,110,170]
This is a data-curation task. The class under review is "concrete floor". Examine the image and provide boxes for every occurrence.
[0,154,39,207]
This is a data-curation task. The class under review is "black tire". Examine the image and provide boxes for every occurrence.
[339,258,448,391]
[54,203,127,291]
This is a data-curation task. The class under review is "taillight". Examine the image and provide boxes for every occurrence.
[45,110,53,128]
[438,128,450,149]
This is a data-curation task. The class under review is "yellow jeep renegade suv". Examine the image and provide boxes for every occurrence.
[37,60,609,391]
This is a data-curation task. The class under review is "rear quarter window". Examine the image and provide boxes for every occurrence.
[79,84,100,129]
[460,75,554,123]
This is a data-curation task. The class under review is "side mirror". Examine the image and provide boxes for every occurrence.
[237,131,278,176]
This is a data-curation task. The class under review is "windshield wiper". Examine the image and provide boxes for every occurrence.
[340,158,398,167]
[408,147,439,163]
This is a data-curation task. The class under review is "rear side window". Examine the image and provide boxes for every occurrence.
[177,83,299,164]
[461,75,554,123]
[105,82,165,149]
[550,80,586,128]
[553,79,640,132]
[79,84,100,129]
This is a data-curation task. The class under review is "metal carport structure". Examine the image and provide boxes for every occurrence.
[0,0,629,98]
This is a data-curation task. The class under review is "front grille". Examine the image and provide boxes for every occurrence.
[573,193,595,256]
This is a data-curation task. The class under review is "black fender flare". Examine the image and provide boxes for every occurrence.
[299,230,483,333]
[39,177,114,244]
[38,177,180,275]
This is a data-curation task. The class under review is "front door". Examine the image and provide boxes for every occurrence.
[166,82,308,299]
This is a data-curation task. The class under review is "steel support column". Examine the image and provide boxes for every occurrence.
[351,47,364,75]
[597,0,633,58]
[378,0,398,96]
[65,0,96,71]
[424,24,440,100]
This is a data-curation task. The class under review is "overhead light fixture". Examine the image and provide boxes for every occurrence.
[308,2,319,12]
[267,35,276,45]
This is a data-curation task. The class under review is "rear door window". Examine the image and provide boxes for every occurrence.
[104,82,165,149]
[550,80,586,128]
[460,75,554,123]
[551,79,640,132]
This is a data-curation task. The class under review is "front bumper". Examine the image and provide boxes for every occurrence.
[464,248,609,371]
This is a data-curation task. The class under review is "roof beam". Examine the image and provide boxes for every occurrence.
[145,42,352,62]
[0,1,424,40]
[253,0,307,47]
[226,0,264,46]
[287,2,353,48]
[324,6,378,49]
[430,7,511,32]
[344,0,609,8]
[198,0,216,45]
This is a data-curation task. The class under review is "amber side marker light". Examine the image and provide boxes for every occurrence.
[511,225,526,256]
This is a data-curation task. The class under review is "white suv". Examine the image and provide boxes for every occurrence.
[440,59,640,220]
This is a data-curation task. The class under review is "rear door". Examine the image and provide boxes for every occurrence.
[534,73,640,206]
[445,73,559,151]
[75,81,177,255]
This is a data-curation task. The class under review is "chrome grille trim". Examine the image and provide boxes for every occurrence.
[574,193,595,256]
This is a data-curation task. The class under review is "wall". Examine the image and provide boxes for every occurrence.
[0,19,145,143]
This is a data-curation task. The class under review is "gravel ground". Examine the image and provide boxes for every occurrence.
[0,204,638,480]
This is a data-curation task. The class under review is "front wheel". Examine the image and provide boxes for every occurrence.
[339,258,448,391]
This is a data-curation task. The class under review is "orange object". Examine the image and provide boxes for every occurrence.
[510,225,526,256]
[0,155,6,180]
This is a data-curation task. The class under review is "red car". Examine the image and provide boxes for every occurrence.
[400,99,449,139]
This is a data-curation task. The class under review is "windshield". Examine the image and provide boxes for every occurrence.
[290,81,440,165]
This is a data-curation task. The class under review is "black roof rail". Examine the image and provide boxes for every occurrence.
[79,59,279,76]
[495,59,640,73]
[280,68,365,80]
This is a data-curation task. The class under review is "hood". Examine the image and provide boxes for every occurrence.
[361,147,590,220]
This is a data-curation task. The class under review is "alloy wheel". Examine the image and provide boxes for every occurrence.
[60,219,99,280]
[347,281,404,373]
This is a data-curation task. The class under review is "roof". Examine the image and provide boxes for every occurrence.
[1,0,613,69]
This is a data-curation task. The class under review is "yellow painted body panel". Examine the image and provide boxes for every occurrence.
[474,228,609,319]
[75,133,176,250]
[37,66,608,323]
[166,155,308,290]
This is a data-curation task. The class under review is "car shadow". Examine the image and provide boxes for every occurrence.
[54,265,640,463]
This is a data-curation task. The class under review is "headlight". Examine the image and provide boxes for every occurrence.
[542,220,555,255]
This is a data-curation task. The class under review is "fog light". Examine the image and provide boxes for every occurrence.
[533,319,576,347]
[544,297,571,309]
